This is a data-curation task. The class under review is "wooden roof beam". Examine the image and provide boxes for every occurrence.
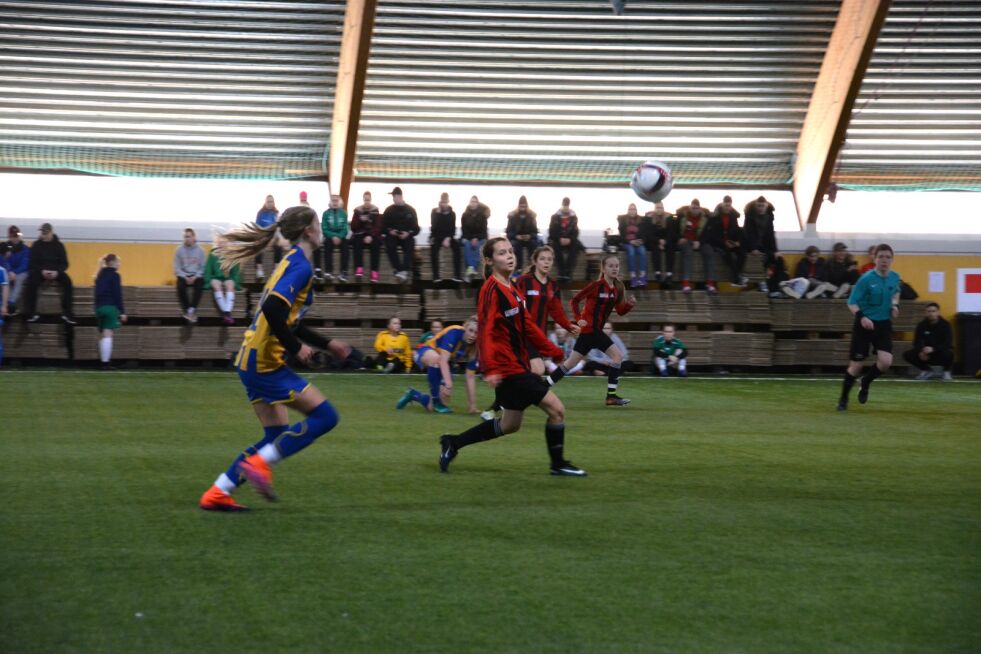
[793,0,891,231]
[329,0,377,206]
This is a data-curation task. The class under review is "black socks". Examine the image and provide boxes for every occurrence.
[545,423,565,467]
[452,418,503,449]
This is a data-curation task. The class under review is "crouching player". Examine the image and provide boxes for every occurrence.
[438,237,586,477]
[199,206,351,511]
[396,316,479,414]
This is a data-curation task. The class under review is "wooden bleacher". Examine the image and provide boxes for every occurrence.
[1,249,926,371]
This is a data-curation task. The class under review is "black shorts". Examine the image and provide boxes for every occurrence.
[849,318,893,361]
[573,331,614,356]
[494,372,551,411]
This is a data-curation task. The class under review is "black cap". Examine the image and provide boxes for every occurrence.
[39,222,53,233]
[389,186,403,196]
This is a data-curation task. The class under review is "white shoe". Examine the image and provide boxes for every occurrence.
[915,371,933,381]
[758,280,769,293]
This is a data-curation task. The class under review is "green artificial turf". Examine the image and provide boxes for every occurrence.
[1,371,979,653]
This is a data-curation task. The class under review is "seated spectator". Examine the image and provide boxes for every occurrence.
[549,325,584,375]
[382,187,420,283]
[3,225,29,315]
[548,197,581,282]
[705,195,747,287]
[174,228,206,324]
[94,253,127,370]
[350,191,382,283]
[318,194,350,282]
[860,245,876,273]
[506,195,539,273]
[780,246,833,299]
[460,195,489,282]
[618,204,647,288]
[371,316,412,373]
[0,245,8,365]
[430,192,462,282]
[643,202,678,288]
[903,302,953,381]
[24,222,75,324]
[743,196,781,294]
[419,319,443,346]
[651,324,688,377]
[204,236,242,325]
[675,199,716,294]
[826,242,860,299]
[254,194,281,281]
[584,322,632,374]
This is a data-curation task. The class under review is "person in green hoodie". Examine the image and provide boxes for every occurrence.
[318,194,349,282]
[204,235,243,325]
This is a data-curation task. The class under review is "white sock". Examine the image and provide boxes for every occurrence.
[214,290,226,312]
[656,357,667,372]
[99,336,112,362]
[214,473,237,494]
[679,359,687,373]
[225,291,235,313]
[258,443,283,465]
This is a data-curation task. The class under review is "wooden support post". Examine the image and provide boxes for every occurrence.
[328,0,377,206]
[793,0,891,229]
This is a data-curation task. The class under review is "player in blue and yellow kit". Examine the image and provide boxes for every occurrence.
[199,205,351,511]
[837,243,901,411]
[396,317,479,414]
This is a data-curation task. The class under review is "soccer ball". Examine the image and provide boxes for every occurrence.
[630,160,673,203]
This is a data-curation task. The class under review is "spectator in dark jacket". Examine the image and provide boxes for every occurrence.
[617,204,647,288]
[3,225,29,314]
[430,192,462,282]
[350,190,382,283]
[460,195,489,281]
[548,197,581,282]
[506,195,539,273]
[675,199,716,294]
[642,202,678,288]
[94,253,127,369]
[780,245,833,299]
[903,302,953,380]
[826,242,860,299]
[704,196,747,287]
[743,196,781,293]
[382,187,420,283]
[24,223,75,324]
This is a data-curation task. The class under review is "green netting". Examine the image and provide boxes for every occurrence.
[0,143,330,181]
[354,157,794,187]
[833,165,981,193]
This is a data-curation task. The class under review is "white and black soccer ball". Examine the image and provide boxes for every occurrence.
[630,160,673,203]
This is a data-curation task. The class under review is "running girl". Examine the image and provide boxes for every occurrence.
[547,253,637,406]
[438,237,586,477]
[199,205,351,511]
[396,317,479,414]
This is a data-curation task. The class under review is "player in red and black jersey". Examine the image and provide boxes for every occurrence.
[547,253,636,405]
[438,237,587,477]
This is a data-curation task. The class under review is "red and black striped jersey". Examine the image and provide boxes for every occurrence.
[515,273,574,333]
[477,275,564,378]
[571,278,634,334]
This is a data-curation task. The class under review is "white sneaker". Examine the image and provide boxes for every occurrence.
[758,281,769,293]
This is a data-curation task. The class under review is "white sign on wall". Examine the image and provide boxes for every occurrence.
[956,268,981,313]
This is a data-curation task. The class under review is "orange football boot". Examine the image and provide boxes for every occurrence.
[238,454,277,501]
[199,485,248,512]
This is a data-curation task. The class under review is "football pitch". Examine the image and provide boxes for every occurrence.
[1,371,978,653]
